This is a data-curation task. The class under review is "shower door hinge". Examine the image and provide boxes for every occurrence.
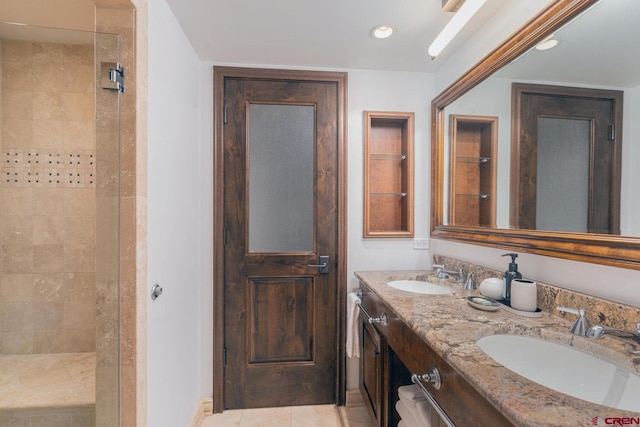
[101,62,125,93]
[609,124,615,141]
[223,105,228,124]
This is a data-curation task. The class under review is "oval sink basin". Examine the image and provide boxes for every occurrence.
[387,280,454,295]
[477,334,640,411]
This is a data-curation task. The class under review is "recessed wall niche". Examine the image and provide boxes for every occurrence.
[363,111,414,238]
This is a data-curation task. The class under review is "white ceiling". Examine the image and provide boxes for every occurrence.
[164,0,640,88]
[163,0,506,72]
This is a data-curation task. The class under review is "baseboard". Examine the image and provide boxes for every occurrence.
[186,397,214,427]
[345,389,365,407]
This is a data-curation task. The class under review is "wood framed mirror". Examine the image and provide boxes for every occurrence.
[431,0,640,270]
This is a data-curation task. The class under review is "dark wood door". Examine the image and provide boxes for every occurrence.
[221,73,340,409]
[513,84,622,234]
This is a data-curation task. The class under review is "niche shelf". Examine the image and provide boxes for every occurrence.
[449,115,498,227]
[364,111,414,238]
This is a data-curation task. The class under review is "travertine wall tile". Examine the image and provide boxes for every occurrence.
[1,41,96,355]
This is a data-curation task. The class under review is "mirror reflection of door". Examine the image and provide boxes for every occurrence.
[511,83,623,234]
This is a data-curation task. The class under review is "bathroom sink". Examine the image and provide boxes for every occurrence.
[387,280,454,295]
[477,334,640,412]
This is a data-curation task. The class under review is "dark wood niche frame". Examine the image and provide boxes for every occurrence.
[431,0,640,271]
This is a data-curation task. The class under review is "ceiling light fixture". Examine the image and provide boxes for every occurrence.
[371,24,396,39]
[535,36,560,51]
[428,0,486,59]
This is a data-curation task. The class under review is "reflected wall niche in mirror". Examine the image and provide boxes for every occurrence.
[431,0,640,270]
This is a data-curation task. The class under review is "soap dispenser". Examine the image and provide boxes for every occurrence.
[502,253,522,302]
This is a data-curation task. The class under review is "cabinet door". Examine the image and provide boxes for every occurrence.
[360,317,385,427]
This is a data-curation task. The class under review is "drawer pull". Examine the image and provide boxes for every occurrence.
[411,369,456,427]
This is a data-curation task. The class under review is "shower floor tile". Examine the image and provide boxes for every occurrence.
[0,352,95,410]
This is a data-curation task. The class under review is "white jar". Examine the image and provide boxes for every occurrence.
[510,279,537,312]
[478,277,504,300]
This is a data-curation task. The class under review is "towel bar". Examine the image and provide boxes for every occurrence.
[357,303,388,327]
[411,372,456,427]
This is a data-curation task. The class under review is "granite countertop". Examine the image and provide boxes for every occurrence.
[355,270,640,427]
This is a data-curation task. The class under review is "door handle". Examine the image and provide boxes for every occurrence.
[307,255,329,274]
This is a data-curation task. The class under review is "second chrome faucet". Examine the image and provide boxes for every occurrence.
[557,306,640,345]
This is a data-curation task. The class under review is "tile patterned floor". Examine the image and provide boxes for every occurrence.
[200,405,342,427]
[200,392,374,427]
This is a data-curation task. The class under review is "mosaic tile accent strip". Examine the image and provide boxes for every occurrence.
[2,149,96,188]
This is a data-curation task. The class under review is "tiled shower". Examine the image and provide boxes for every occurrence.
[0,26,121,427]
[1,40,96,355]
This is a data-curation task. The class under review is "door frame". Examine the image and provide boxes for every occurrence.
[212,66,348,413]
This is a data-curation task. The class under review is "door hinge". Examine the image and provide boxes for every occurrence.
[223,228,228,246]
[609,124,615,141]
[223,105,228,124]
[223,347,227,366]
[101,62,125,93]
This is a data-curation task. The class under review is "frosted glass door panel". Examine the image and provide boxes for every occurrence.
[248,104,314,252]
[536,117,590,232]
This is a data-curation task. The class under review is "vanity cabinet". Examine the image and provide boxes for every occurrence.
[358,283,514,427]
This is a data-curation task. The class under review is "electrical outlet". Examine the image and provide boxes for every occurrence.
[413,238,429,250]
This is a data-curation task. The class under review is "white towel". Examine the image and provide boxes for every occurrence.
[398,385,427,405]
[415,400,432,427]
[346,292,361,358]
[395,400,421,427]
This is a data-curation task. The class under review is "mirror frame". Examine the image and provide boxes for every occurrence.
[431,0,640,271]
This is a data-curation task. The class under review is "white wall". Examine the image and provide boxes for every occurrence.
[147,0,208,425]
[432,1,640,308]
[346,69,435,388]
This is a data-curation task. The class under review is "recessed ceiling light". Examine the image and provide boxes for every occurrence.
[370,25,396,39]
[536,36,560,51]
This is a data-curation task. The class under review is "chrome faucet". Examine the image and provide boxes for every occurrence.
[433,264,466,284]
[586,323,640,345]
[463,273,475,291]
[557,306,591,336]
